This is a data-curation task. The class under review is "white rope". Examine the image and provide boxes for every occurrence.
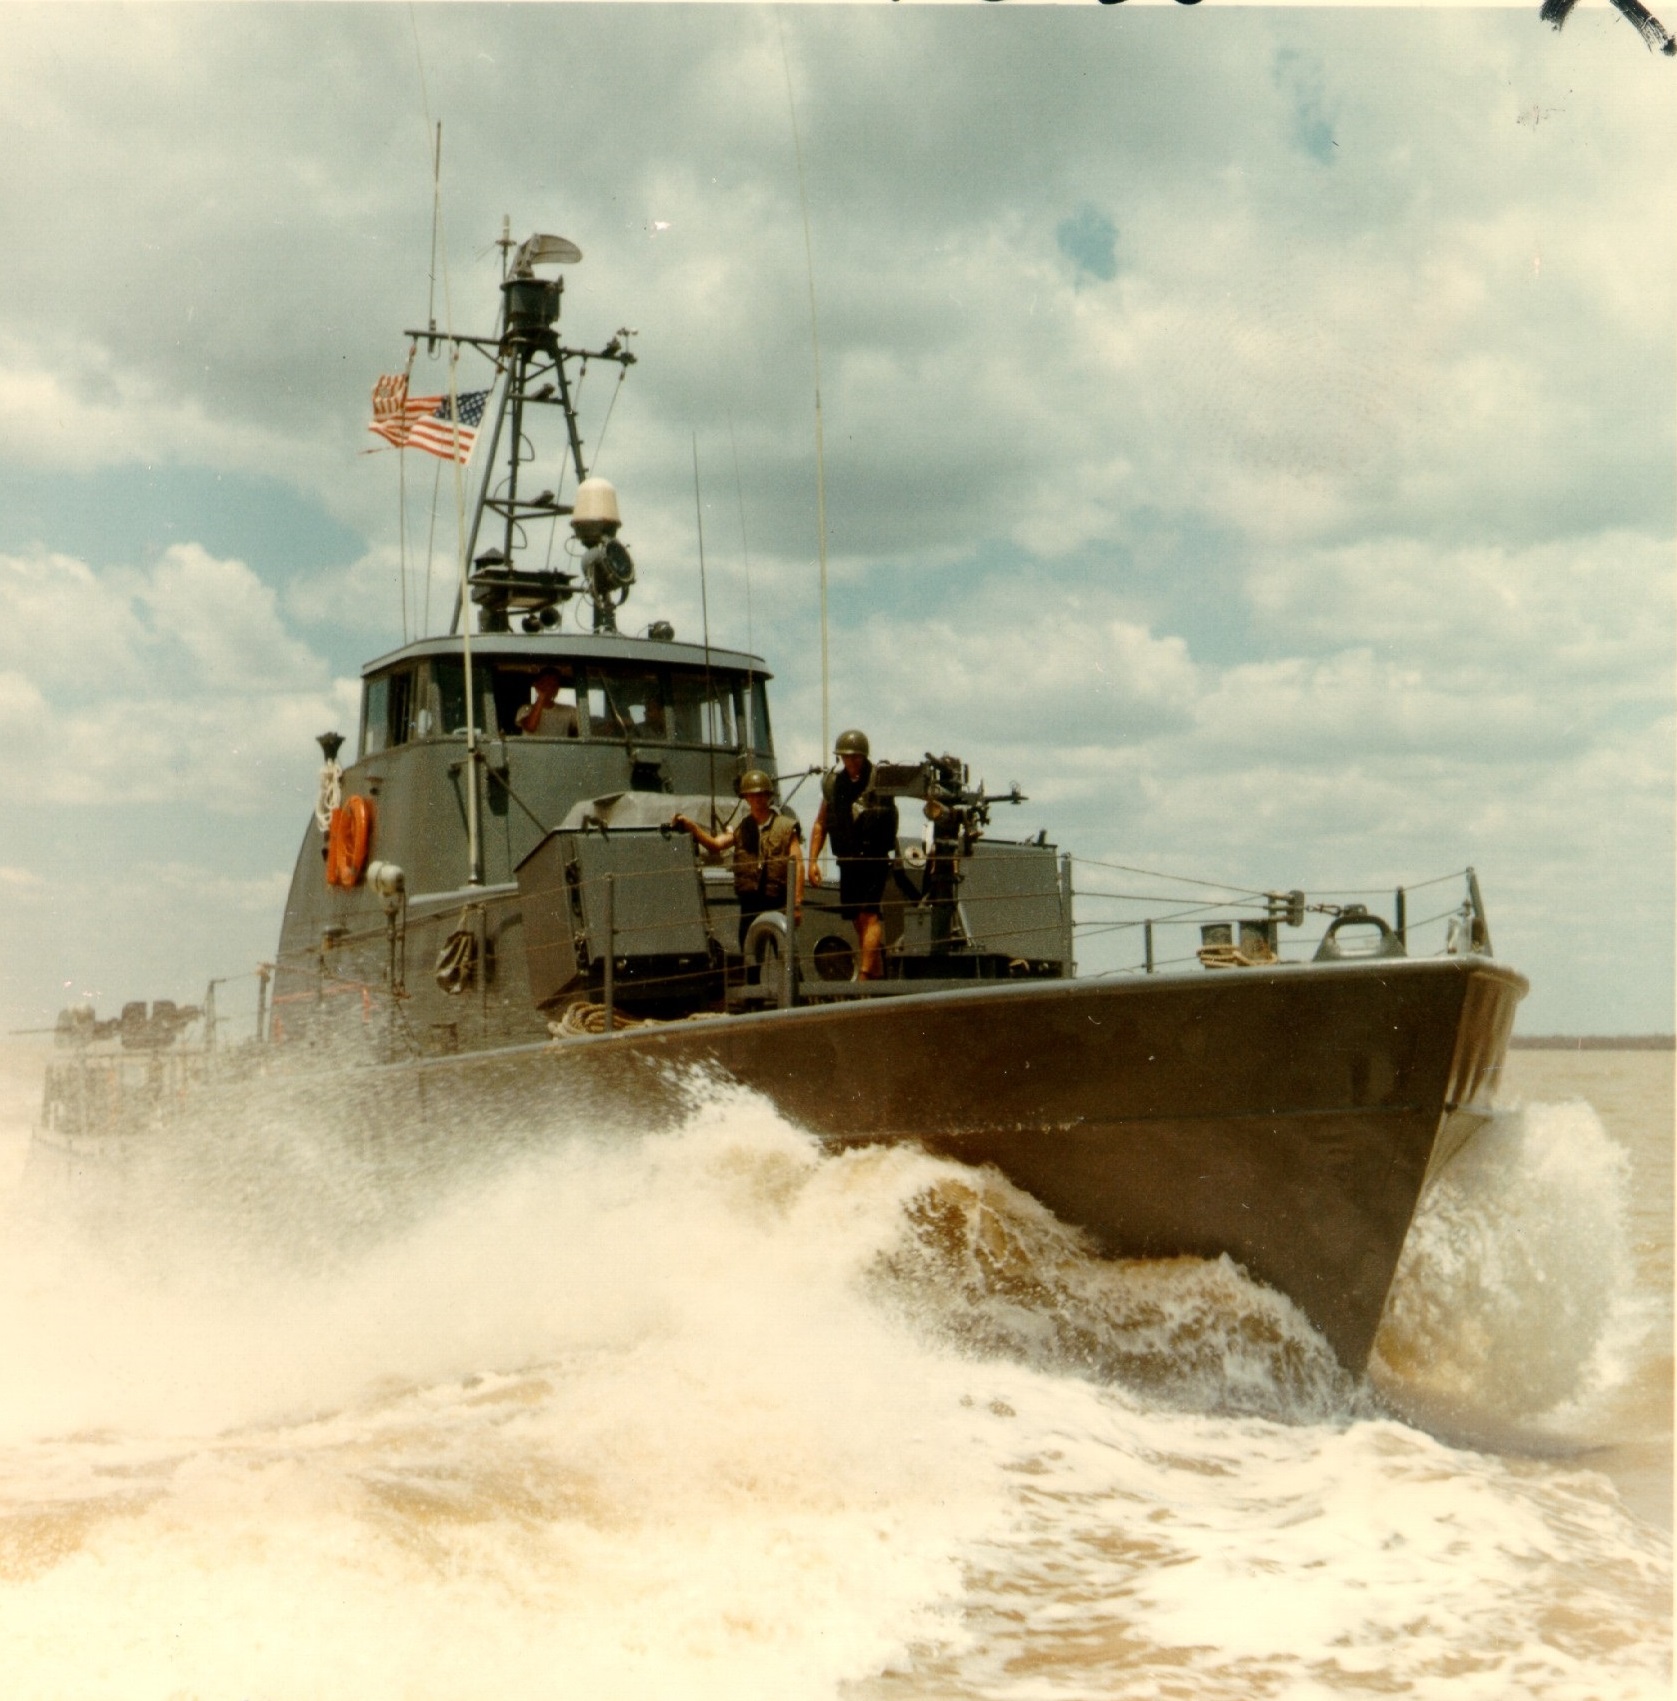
[1195,941,1277,971]
[314,760,343,833]
[547,1001,717,1039]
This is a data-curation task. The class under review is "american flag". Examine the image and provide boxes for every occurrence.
[368,375,488,463]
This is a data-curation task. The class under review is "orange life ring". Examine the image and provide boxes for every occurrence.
[326,794,375,888]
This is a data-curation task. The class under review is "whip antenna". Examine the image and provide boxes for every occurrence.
[777,16,830,758]
[729,408,759,764]
[426,121,442,347]
[693,432,719,830]
[409,4,480,885]
[729,410,753,656]
[399,118,442,644]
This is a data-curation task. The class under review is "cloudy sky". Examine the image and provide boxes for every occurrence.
[0,2,1670,1035]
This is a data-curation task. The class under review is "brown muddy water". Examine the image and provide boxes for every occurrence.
[0,1041,1667,1699]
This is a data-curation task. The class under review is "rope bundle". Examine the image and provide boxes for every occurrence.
[549,1000,651,1038]
[547,1000,721,1039]
[1195,941,1277,971]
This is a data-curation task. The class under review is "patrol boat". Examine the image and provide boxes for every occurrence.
[38,229,1527,1374]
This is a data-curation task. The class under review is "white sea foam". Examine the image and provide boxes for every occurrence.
[1372,1099,1650,1444]
[0,1091,1003,1697]
[0,1054,1666,1700]
[918,1384,1672,1701]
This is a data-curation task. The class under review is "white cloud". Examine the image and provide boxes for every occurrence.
[0,551,149,691]
[1188,649,1570,765]
[283,538,456,644]
[0,339,324,487]
[0,9,1667,1031]
[0,7,1666,567]
[1246,532,1672,689]
[789,527,1672,1030]
[141,543,325,693]
[0,546,352,812]
[858,599,1199,746]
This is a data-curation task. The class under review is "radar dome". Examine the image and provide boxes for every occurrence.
[571,478,621,538]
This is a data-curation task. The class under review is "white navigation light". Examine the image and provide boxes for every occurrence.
[366,861,406,899]
[512,233,583,276]
[366,860,407,918]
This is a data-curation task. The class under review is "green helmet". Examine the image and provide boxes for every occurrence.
[737,769,775,796]
[834,728,870,757]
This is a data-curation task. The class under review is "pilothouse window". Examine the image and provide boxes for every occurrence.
[669,671,739,749]
[388,671,413,746]
[748,678,772,759]
[428,658,494,739]
[587,669,667,743]
[491,663,581,738]
[361,676,388,758]
[360,669,417,757]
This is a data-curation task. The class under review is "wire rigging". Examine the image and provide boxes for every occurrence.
[729,410,753,656]
[425,117,442,342]
[1070,854,1268,899]
[693,433,719,830]
[421,453,442,634]
[590,361,629,475]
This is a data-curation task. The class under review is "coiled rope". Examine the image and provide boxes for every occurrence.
[547,1001,718,1039]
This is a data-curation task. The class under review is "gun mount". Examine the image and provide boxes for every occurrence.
[54,999,203,1051]
[864,752,1026,843]
[857,753,1040,965]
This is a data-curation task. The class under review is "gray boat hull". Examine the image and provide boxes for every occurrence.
[206,954,1521,1371]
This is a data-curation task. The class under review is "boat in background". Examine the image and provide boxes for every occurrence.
[34,226,1527,1373]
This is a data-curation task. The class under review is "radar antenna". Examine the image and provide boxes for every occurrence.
[511,233,583,274]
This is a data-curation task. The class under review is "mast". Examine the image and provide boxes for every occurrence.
[397,226,641,887]
[424,229,636,640]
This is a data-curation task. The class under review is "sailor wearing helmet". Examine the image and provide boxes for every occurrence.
[673,772,803,947]
[807,728,898,981]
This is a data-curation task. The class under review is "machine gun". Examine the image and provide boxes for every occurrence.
[862,753,1026,845]
[861,754,1029,958]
